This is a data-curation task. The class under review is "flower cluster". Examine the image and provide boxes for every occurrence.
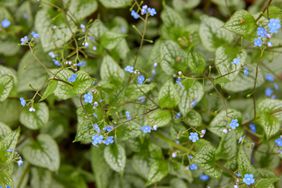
[131,4,157,20]
[254,18,281,47]
[20,31,40,45]
[92,124,114,146]
[189,163,198,171]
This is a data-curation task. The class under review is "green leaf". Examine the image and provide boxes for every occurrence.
[215,47,247,82]
[199,16,234,51]
[88,19,108,39]
[0,65,17,99]
[30,168,52,188]
[0,127,20,151]
[158,80,180,109]
[91,147,112,188]
[0,40,20,56]
[131,155,150,180]
[0,122,11,138]
[160,40,188,75]
[35,9,76,51]
[256,99,282,138]
[22,134,60,171]
[0,0,17,7]
[19,103,49,130]
[100,31,125,50]
[0,99,21,125]
[53,70,93,100]
[17,49,49,92]
[99,0,131,8]
[172,0,200,10]
[147,160,168,185]
[67,0,98,21]
[161,6,184,27]
[216,131,237,160]
[209,109,242,137]
[0,75,14,102]
[224,10,256,36]
[145,109,171,128]
[187,51,206,74]
[125,83,156,100]
[100,55,125,82]
[178,80,204,116]
[193,143,222,178]
[75,106,96,143]
[222,64,264,92]
[104,143,126,173]
[237,141,256,174]
[256,177,279,188]
[183,110,202,127]
[41,80,58,101]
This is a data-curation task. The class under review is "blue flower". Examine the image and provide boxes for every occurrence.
[176,77,184,89]
[140,125,151,133]
[52,59,61,66]
[125,111,131,120]
[257,26,268,38]
[48,52,56,58]
[83,92,93,103]
[244,67,249,76]
[232,57,240,65]
[124,65,134,73]
[1,18,11,28]
[103,136,114,145]
[265,74,274,82]
[20,36,29,45]
[80,24,86,32]
[137,75,145,85]
[175,112,181,119]
[249,123,256,133]
[93,123,100,133]
[68,73,77,83]
[19,97,26,107]
[131,10,140,19]
[83,42,89,48]
[199,174,209,181]
[254,38,262,47]
[138,96,146,103]
[141,5,148,15]
[267,41,273,47]
[148,8,157,16]
[31,31,40,38]
[103,126,113,133]
[77,61,86,67]
[189,132,199,143]
[265,87,273,97]
[92,134,104,146]
[275,137,282,147]
[268,18,281,34]
[17,158,23,167]
[229,119,239,129]
[243,174,255,185]
[189,164,198,171]
[274,83,279,90]
[191,99,197,107]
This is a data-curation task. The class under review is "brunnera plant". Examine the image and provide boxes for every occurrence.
[0,0,282,187]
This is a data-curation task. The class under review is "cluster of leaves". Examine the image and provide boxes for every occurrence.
[0,0,282,187]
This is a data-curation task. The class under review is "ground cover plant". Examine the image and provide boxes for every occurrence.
[0,0,282,187]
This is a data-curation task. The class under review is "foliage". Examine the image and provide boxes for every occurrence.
[0,0,282,187]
